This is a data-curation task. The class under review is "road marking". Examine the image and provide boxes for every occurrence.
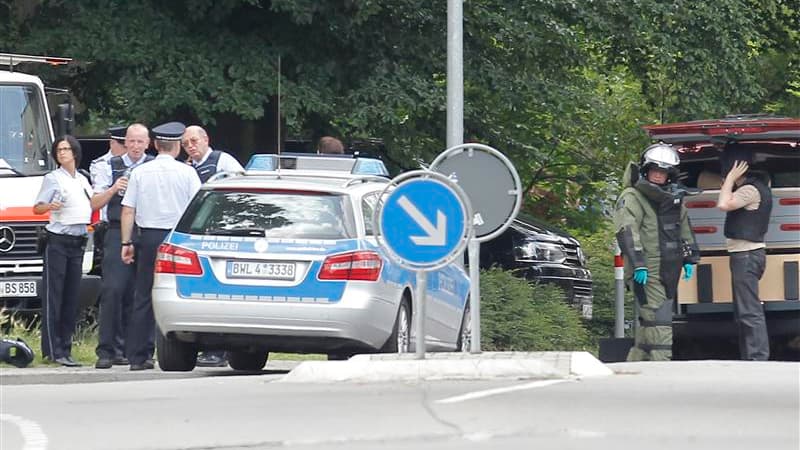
[0,413,48,450]
[436,379,570,404]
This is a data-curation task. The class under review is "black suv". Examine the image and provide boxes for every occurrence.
[478,213,593,319]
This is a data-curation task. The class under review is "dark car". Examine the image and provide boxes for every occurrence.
[478,213,593,319]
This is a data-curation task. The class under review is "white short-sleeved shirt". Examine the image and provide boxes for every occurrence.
[122,154,201,229]
[92,153,149,192]
[89,150,113,220]
[193,148,245,173]
[35,167,92,236]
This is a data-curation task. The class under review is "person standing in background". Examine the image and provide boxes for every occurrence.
[91,123,154,369]
[317,136,345,155]
[33,136,97,367]
[121,122,201,370]
[717,146,773,361]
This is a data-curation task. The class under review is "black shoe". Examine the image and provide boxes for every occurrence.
[112,356,130,365]
[95,358,113,369]
[129,360,155,371]
[55,356,82,367]
[196,354,227,367]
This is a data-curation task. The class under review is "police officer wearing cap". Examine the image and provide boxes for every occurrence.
[91,123,154,369]
[121,122,200,370]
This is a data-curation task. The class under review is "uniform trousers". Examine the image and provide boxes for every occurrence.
[730,248,769,361]
[41,232,87,360]
[95,226,135,360]
[126,228,169,365]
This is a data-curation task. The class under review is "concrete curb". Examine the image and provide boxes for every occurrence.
[280,351,613,383]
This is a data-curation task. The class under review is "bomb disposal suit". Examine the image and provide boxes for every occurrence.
[614,144,700,361]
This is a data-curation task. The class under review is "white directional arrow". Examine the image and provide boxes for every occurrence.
[397,195,447,246]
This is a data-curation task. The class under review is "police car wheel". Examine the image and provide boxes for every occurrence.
[156,330,197,372]
[381,299,410,353]
[228,350,268,371]
[456,300,471,352]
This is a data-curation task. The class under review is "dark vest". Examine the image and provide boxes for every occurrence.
[194,150,222,183]
[724,177,772,243]
[107,155,154,223]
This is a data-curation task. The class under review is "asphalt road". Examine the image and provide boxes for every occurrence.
[1,360,798,450]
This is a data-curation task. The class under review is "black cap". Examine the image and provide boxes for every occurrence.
[108,125,127,143]
[152,121,186,141]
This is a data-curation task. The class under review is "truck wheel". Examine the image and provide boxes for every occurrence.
[156,330,197,372]
[228,351,268,371]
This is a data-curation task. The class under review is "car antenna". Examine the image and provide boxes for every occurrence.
[276,54,282,177]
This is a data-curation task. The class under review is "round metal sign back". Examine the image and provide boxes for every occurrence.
[430,144,522,242]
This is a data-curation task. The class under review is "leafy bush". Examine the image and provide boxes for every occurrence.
[479,267,592,351]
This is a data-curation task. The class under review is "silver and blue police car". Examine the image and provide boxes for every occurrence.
[152,165,471,371]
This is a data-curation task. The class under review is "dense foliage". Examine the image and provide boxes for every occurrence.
[479,268,592,351]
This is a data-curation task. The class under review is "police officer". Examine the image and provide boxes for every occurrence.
[33,136,96,366]
[717,147,773,360]
[121,122,201,370]
[182,125,242,367]
[182,125,244,182]
[614,143,700,361]
[91,123,154,369]
[317,136,345,154]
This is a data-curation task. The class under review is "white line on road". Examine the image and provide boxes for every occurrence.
[0,413,48,450]
[436,379,571,404]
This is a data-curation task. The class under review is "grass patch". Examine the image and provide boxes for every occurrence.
[0,309,98,368]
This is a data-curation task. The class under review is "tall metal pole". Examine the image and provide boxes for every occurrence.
[614,243,625,338]
[468,239,481,352]
[415,271,428,359]
[447,0,463,149]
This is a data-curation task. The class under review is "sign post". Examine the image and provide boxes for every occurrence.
[376,170,472,359]
[431,144,522,353]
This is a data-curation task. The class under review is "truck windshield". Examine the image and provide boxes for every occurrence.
[0,84,54,175]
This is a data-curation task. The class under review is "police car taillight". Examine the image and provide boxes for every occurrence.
[318,251,382,281]
[156,243,203,276]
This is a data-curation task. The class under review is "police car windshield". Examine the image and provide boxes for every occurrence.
[0,84,54,175]
[176,190,355,240]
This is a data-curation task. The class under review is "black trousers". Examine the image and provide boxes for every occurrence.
[95,227,135,360]
[126,228,169,365]
[41,233,86,360]
[730,248,769,361]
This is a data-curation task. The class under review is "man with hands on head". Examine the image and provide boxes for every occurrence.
[717,147,773,361]
[614,143,700,361]
[182,125,244,183]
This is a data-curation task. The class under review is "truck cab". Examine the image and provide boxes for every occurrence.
[644,115,800,358]
[0,53,100,313]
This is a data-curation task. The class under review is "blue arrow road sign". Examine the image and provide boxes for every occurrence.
[379,177,469,269]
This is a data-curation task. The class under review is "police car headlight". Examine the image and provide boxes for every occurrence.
[515,240,567,264]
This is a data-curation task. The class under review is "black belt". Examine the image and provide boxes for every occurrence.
[46,231,88,246]
[139,227,170,232]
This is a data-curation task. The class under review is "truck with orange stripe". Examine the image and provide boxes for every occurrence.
[644,115,800,359]
[0,53,100,313]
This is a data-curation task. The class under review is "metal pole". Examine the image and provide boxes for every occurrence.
[468,239,481,353]
[415,271,428,359]
[447,0,463,149]
[614,243,625,338]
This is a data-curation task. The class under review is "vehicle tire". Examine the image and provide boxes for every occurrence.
[228,350,269,371]
[327,353,351,360]
[380,299,411,353]
[455,300,471,352]
[156,330,197,372]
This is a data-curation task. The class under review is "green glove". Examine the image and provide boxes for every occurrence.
[634,268,648,284]
[683,263,694,281]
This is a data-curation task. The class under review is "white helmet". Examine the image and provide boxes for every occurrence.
[640,143,680,181]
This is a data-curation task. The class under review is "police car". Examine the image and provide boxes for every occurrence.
[152,165,471,371]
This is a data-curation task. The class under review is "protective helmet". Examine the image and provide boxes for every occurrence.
[640,143,680,182]
[0,337,35,368]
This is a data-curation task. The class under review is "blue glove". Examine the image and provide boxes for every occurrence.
[633,268,648,285]
[683,263,694,281]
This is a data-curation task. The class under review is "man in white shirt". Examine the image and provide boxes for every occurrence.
[182,125,244,183]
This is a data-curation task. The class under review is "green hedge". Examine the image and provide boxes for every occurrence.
[479,267,592,351]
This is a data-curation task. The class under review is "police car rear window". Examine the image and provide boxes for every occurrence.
[176,190,354,240]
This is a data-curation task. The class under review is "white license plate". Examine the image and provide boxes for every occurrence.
[0,280,38,298]
[226,261,296,280]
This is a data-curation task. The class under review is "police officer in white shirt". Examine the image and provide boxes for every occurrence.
[182,125,244,182]
[91,123,154,369]
[33,136,97,367]
[120,122,201,370]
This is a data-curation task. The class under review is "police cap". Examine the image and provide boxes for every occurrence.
[108,125,127,143]
[152,121,186,141]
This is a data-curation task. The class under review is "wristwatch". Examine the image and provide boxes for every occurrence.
[121,241,133,247]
